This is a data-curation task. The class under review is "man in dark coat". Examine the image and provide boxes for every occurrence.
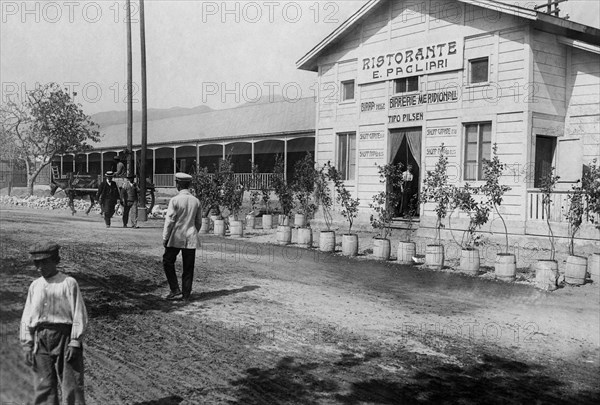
[96,171,122,228]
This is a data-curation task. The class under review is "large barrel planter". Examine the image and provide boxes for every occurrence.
[565,255,587,285]
[533,260,559,291]
[295,214,306,228]
[229,220,244,238]
[342,234,359,257]
[588,253,600,284]
[276,225,292,245]
[278,215,289,227]
[495,253,516,281]
[373,238,391,261]
[245,215,255,230]
[459,248,480,275]
[319,231,336,252]
[262,214,273,230]
[199,218,210,234]
[397,241,416,264]
[297,227,313,248]
[213,219,226,236]
[425,245,444,270]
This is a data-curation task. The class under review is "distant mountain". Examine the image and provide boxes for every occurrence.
[91,105,214,129]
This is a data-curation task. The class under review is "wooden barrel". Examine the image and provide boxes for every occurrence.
[425,244,444,270]
[297,227,313,248]
[199,218,210,234]
[373,238,391,261]
[533,260,559,291]
[213,219,226,236]
[246,215,255,230]
[277,225,292,245]
[295,214,306,228]
[262,214,273,230]
[495,253,516,281]
[588,253,600,284]
[319,231,336,252]
[342,234,359,257]
[565,255,587,285]
[460,248,480,275]
[230,220,243,238]
[397,241,416,264]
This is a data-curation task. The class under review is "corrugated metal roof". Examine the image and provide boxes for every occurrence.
[95,97,316,150]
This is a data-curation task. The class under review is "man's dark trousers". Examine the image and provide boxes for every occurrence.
[33,324,85,405]
[163,247,195,297]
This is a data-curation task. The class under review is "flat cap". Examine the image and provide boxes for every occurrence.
[29,242,60,260]
[175,172,192,181]
[105,171,114,177]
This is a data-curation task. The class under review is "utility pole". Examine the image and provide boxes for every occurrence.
[126,0,133,175]
[139,0,148,221]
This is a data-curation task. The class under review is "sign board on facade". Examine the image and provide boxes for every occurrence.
[388,112,424,124]
[426,127,458,136]
[359,40,464,84]
[359,150,385,159]
[426,146,457,156]
[390,90,459,109]
[359,131,385,140]
[361,101,386,112]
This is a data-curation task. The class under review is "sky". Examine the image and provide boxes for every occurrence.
[1,0,599,115]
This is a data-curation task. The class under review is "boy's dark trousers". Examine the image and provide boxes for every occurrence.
[32,324,85,405]
[163,247,195,297]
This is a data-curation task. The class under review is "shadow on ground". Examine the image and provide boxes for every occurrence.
[228,353,600,404]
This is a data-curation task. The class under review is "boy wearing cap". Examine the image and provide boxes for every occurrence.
[96,171,122,228]
[162,173,203,300]
[121,175,139,228]
[20,242,88,405]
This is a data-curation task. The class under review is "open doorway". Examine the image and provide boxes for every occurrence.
[389,127,421,217]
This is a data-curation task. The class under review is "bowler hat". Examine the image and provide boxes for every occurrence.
[29,242,60,260]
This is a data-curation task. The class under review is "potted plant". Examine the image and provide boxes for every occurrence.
[481,144,514,281]
[369,162,404,260]
[448,183,490,275]
[246,163,261,230]
[564,180,587,285]
[272,155,293,245]
[315,163,335,252]
[397,195,418,265]
[327,162,360,256]
[420,145,451,269]
[583,158,600,284]
[534,167,560,290]
[191,166,218,234]
[292,153,317,247]
[218,156,245,238]
[261,182,273,231]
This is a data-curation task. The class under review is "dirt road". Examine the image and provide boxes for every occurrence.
[1,206,599,404]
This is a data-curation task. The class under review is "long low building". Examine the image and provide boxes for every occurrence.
[297,0,600,241]
[53,98,316,188]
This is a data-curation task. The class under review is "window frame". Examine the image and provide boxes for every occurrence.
[340,80,355,102]
[337,132,356,181]
[393,76,419,94]
[468,57,490,85]
[463,122,492,181]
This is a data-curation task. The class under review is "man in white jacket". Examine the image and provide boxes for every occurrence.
[162,173,203,300]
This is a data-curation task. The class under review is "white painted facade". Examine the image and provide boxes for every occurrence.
[298,0,600,241]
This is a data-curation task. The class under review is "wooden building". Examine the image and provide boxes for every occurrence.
[54,98,316,189]
[297,0,600,241]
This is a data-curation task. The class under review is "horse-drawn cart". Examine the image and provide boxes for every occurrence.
[50,168,155,215]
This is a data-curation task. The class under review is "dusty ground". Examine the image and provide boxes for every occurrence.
[1,205,599,405]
